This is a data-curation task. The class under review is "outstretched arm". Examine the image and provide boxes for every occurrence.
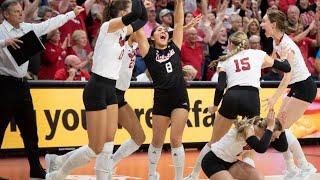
[172,0,184,49]
[135,28,150,58]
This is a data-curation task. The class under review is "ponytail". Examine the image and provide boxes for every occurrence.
[209,32,248,69]
[103,0,112,23]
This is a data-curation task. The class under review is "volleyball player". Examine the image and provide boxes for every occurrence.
[260,10,317,179]
[45,0,147,179]
[134,0,192,179]
[185,31,292,180]
[201,109,288,180]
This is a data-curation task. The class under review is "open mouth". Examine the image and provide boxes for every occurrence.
[160,33,166,40]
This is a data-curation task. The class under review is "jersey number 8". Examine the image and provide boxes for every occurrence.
[165,62,173,73]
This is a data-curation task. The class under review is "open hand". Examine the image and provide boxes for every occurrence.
[262,96,277,112]
[5,38,23,49]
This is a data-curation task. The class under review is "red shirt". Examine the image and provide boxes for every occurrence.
[192,8,201,17]
[58,6,92,52]
[278,0,296,14]
[38,42,75,80]
[181,41,204,80]
[54,68,91,80]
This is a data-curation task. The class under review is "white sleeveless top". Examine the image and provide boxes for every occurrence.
[91,22,127,80]
[116,41,138,91]
[211,128,248,163]
[217,49,266,89]
[273,34,310,84]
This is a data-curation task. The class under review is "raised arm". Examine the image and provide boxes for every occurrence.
[172,0,184,49]
[126,0,149,36]
[135,28,150,57]
[106,0,142,33]
[32,6,84,36]
[23,0,40,22]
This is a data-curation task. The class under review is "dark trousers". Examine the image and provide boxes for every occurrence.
[0,75,41,170]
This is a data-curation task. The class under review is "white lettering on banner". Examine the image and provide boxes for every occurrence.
[155,49,175,63]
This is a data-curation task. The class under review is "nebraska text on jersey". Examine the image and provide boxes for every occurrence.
[155,49,175,63]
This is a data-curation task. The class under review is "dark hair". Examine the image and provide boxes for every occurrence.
[150,26,159,37]
[38,6,52,19]
[103,0,131,23]
[1,0,20,12]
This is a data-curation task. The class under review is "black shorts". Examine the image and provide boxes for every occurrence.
[287,76,317,103]
[153,88,190,117]
[116,89,128,108]
[201,151,237,178]
[83,73,117,111]
[218,86,260,120]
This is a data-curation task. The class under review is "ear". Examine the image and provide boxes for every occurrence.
[271,21,277,29]
[150,36,155,41]
[3,11,9,19]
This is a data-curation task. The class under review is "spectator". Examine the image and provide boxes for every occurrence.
[38,6,53,21]
[159,8,173,31]
[297,0,316,28]
[144,3,159,38]
[58,0,96,53]
[71,30,92,72]
[249,35,261,49]
[227,14,242,37]
[287,5,300,31]
[289,20,320,78]
[246,18,260,37]
[54,55,90,81]
[279,0,296,14]
[38,30,75,80]
[181,27,204,80]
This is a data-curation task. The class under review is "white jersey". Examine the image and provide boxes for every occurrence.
[273,34,310,84]
[91,22,127,80]
[116,41,138,91]
[217,49,266,89]
[211,128,248,163]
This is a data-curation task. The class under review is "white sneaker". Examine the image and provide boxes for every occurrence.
[295,163,317,180]
[45,154,60,173]
[184,174,199,180]
[148,172,160,180]
[282,167,299,180]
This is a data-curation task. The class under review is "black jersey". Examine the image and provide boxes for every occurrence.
[143,41,185,90]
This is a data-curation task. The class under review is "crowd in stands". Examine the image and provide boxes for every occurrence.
[1,0,320,81]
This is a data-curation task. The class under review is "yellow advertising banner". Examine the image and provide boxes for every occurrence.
[2,88,320,149]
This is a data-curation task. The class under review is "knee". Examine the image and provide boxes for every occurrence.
[89,144,103,154]
[132,132,146,146]
[170,136,182,148]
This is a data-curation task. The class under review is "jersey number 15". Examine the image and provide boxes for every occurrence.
[234,57,250,72]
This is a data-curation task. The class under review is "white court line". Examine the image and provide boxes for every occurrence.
[66,173,320,180]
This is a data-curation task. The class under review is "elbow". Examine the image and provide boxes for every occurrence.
[272,59,291,73]
[254,147,268,153]
[277,144,288,152]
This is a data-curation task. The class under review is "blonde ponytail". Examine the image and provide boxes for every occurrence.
[209,31,249,69]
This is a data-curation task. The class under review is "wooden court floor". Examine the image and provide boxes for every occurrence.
[0,146,319,180]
